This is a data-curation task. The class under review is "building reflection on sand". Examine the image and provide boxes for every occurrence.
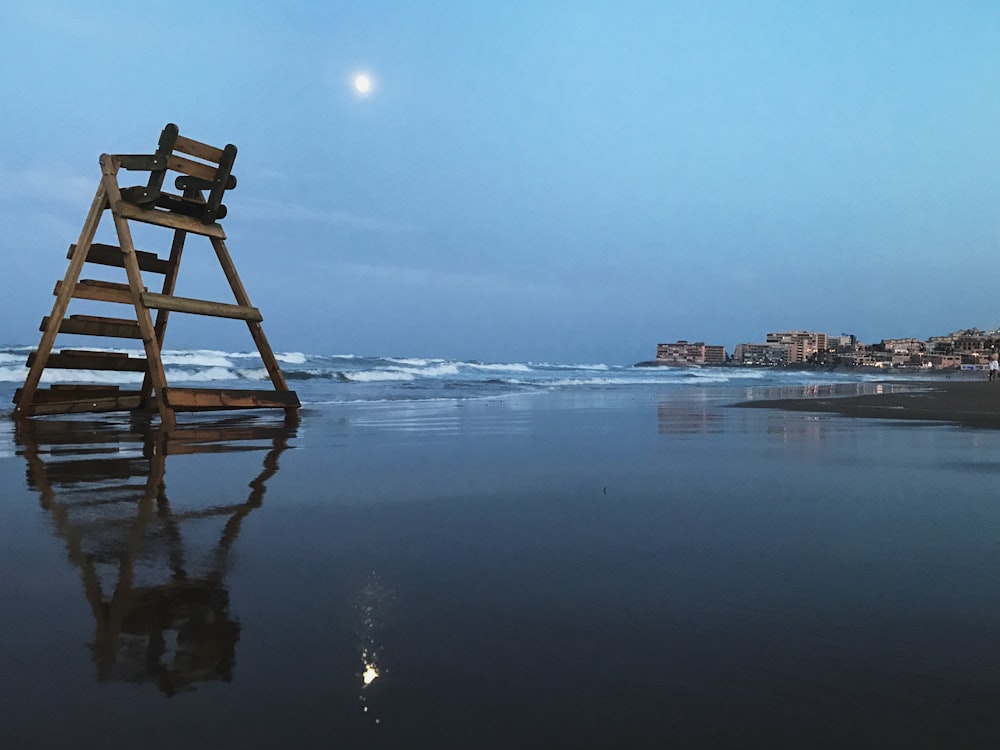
[15,414,297,696]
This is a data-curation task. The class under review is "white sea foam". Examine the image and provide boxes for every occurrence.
[541,377,692,387]
[531,362,610,371]
[0,365,29,382]
[414,363,461,377]
[342,370,417,382]
[0,353,27,367]
[37,369,146,384]
[465,362,532,373]
[160,351,236,368]
[165,366,242,381]
[236,368,270,380]
[386,357,434,367]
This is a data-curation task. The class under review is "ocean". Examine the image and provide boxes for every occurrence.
[0,344,907,406]
[1,346,998,748]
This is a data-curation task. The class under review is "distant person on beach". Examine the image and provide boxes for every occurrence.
[990,354,999,382]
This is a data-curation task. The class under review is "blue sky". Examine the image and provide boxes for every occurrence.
[2,1,999,363]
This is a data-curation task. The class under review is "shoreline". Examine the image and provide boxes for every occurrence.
[732,380,1000,428]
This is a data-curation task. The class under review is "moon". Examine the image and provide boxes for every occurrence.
[352,72,373,96]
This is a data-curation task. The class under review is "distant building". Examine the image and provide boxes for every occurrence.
[733,343,789,366]
[765,330,828,363]
[881,338,925,354]
[656,341,727,365]
[927,354,962,368]
[829,334,857,351]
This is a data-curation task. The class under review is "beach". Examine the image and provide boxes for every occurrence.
[3,369,1000,748]
[736,378,1000,429]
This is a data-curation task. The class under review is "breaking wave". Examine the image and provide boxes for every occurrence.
[0,344,909,404]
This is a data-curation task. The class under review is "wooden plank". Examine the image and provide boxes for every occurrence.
[14,181,109,420]
[42,314,142,339]
[115,200,226,239]
[140,292,262,321]
[14,388,144,416]
[141,215,187,402]
[163,387,301,411]
[28,350,148,372]
[149,191,229,221]
[55,279,139,305]
[102,155,176,430]
[209,237,294,396]
[166,154,218,182]
[68,242,170,274]
[173,134,225,163]
[50,384,120,391]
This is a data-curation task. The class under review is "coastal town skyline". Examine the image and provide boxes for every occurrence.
[656,325,1000,369]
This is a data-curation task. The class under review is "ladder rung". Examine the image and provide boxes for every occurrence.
[28,350,148,372]
[51,383,121,391]
[42,314,142,339]
[163,387,300,411]
[115,200,226,239]
[55,279,141,305]
[140,292,262,321]
[68,242,170,274]
[13,387,144,415]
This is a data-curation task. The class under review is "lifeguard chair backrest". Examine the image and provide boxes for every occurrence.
[117,123,237,224]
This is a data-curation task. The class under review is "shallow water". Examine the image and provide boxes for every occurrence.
[2,386,1000,748]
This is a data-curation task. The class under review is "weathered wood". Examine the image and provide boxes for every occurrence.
[141,217,187,402]
[14,181,110,420]
[208,236,292,395]
[119,185,160,206]
[42,314,142,339]
[173,133,225,163]
[56,278,140,305]
[14,387,144,415]
[17,127,297,424]
[203,143,237,224]
[115,199,226,239]
[51,383,121,391]
[163,388,301,411]
[175,174,236,191]
[152,191,227,221]
[117,154,167,172]
[101,155,176,430]
[166,154,218,183]
[28,350,148,372]
[68,242,170,274]
[140,292,262,321]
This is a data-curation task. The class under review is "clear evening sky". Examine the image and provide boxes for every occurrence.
[2,1,998,364]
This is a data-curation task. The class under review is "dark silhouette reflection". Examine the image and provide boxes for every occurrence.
[15,413,297,696]
[657,397,724,434]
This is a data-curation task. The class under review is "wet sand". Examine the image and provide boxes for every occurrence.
[5,391,1000,748]
[734,379,1000,428]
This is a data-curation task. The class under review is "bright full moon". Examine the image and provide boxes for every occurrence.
[352,72,373,96]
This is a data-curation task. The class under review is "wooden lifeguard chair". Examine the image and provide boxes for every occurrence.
[13,124,299,429]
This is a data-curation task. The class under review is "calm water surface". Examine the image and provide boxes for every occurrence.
[2,385,1000,748]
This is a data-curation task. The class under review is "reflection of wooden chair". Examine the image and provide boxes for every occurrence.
[16,415,295,695]
[13,124,299,429]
